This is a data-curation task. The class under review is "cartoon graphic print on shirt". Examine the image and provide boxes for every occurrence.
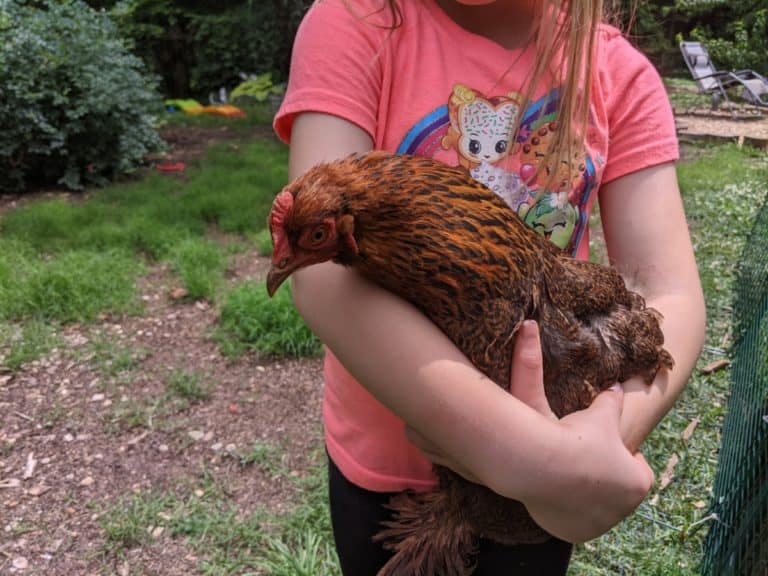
[441,85,526,209]
[397,85,597,255]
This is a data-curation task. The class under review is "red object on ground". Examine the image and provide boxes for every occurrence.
[156,162,187,172]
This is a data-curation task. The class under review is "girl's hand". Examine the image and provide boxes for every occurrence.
[406,320,654,543]
[509,321,654,542]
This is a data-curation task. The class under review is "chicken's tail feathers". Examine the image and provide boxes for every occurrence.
[374,490,477,576]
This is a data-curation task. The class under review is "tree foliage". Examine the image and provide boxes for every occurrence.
[612,0,767,75]
[102,0,313,98]
[0,0,164,193]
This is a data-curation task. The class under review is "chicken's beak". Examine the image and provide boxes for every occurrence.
[266,264,293,297]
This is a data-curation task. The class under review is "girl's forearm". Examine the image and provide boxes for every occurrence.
[291,261,562,496]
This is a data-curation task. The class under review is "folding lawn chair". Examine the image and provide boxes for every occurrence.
[680,41,768,108]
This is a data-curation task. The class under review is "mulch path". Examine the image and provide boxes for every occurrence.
[675,106,768,149]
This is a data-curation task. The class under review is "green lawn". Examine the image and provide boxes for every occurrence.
[1,108,766,573]
[571,144,767,575]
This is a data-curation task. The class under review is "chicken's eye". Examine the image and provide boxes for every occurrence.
[469,139,481,155]
[310,226,328,245]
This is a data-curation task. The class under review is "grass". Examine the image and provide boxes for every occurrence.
[166,369,212,403]
[168,238,227,301]
[0,241,143,323]
[106,397,159,433]
[569,144,767,575]
[216,281,322,358]
[0,135,297,370]
[105,369,213,434]
[0,320,61,371]
[100,454,337,575]
[88,333,148,381]
[664,78,712,111]
[0,138,287,325]
[237,440,286,476]
[254,227,273,256]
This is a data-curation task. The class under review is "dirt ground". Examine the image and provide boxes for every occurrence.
[0,126,326,575]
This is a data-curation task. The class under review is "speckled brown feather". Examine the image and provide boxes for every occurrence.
[274,151,674,576]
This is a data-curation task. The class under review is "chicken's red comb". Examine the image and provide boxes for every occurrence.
[270,190,294,229]
[270,190,294,265]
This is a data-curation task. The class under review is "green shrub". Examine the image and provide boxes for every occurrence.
[217,281,321,358]
[231,73,285,104]
[0,0,164,193]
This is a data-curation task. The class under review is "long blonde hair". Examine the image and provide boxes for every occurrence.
[346,0,606,187]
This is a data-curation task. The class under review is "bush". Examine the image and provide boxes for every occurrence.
[0,0,164,193]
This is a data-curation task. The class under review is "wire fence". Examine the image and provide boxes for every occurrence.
[702,193,768,576]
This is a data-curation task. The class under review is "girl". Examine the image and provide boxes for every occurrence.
[273,1,706,574]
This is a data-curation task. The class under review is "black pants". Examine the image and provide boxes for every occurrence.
[328,455,572,575]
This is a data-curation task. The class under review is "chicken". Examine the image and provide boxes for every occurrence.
[266,151,673,576]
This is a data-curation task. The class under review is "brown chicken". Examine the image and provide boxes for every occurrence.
[266,151,673,576]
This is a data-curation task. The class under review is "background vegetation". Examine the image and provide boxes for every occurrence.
[2,0,763,193]
[1,0,766,573]
[89,0,314,98]
[0,0,164,193]
[611,0,768,75]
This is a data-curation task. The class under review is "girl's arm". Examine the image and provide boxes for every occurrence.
[288,112,653,543]
[598,164,706,452]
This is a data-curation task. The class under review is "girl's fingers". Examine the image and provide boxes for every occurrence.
[585,383,625,428]
[509,320,556,419]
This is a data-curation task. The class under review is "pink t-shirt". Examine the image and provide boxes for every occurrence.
[274,0,679,493]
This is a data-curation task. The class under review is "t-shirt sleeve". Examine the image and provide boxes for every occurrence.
[598,32,679,184]
[273,0,388,144]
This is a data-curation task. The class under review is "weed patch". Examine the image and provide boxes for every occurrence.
[0,320,61,371]
[166,369,212,403]
[217,281,321,358]
[168,238,226,301]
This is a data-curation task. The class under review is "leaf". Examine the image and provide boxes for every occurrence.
[700,358,730,375]
[659,453,680,491]
[681,418,700,442]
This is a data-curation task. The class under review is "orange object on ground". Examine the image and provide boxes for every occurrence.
[203,105,246,118]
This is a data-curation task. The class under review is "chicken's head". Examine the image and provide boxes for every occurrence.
[266,187,358,297]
